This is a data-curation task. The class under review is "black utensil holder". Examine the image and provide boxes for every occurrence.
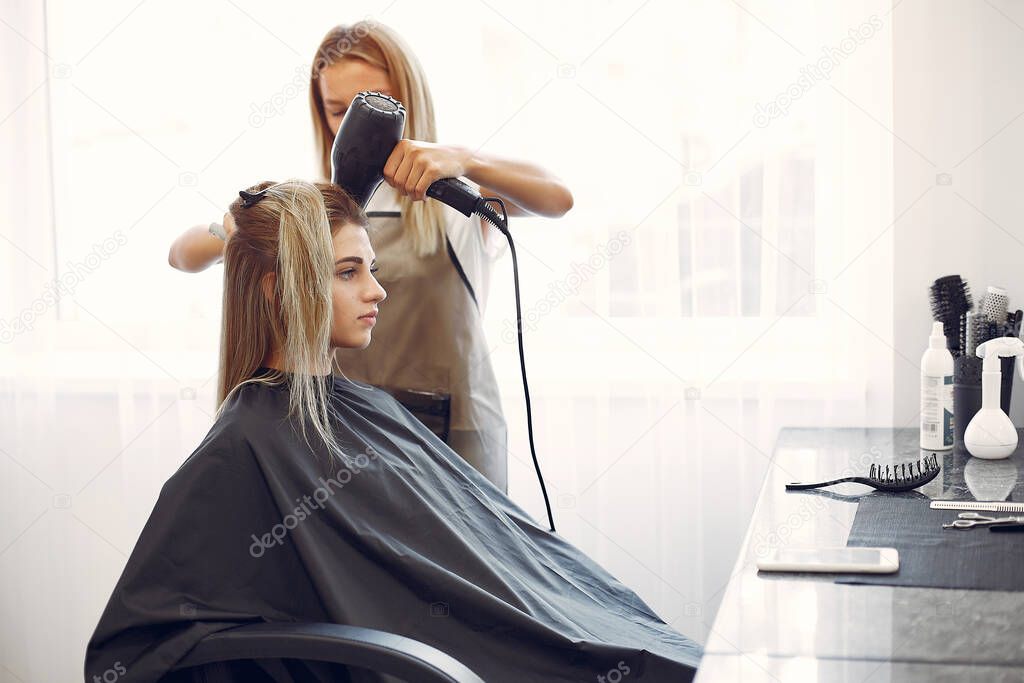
[953,355,1014,446]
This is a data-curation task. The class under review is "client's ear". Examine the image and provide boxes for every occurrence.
[260,272,276,304]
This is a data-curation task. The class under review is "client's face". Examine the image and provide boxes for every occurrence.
[331,222,386,350]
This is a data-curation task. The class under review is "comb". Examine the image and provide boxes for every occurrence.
[785,454,940,492]
[930,500,1024,513]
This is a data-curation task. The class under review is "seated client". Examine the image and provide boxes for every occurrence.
[84,180,702,682]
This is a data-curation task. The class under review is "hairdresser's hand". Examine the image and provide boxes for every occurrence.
[383,140,473,202]
[222,212,236,239]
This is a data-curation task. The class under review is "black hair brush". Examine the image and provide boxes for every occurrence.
[930,275,972,357]
[785,453,940,492]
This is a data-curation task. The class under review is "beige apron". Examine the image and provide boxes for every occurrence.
[333,202,509,494]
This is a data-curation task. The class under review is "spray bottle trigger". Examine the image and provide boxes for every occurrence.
[975,337,1024,377]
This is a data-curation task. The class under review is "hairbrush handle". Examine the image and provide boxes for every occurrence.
[785,477,867,490]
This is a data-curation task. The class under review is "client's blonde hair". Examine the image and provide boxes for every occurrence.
[215,179,367,462]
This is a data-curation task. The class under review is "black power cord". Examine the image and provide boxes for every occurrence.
[476,197,556,533]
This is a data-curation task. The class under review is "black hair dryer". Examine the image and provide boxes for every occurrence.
[330,91,506,231]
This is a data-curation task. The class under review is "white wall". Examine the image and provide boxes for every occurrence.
[893,0,1024,427]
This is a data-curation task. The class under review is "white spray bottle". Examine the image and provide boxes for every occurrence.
[921,322,954,450]
[964,337,1024,459]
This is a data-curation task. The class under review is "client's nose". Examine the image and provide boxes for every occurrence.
[366,278,386,304]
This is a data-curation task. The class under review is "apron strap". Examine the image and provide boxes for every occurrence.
[445,235,479,313]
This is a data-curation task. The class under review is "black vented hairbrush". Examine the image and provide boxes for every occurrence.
[929,275,972,357]
[785,453,940,492]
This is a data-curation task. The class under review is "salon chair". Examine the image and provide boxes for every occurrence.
[168,621,485,682]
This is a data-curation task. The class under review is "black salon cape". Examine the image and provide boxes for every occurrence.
[85,369,702,682]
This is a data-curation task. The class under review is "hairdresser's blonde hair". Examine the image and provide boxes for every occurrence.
[309,20,447,258]
[216,179,368,462]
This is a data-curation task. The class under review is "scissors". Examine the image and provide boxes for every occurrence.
[942,512,1024,529]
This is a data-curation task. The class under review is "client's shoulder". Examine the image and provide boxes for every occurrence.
[175,379,286,472]
[331,377,406,414]
[331,380,441,439]
[222,375,287,413]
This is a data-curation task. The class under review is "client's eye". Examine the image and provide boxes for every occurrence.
[335,265,379,281]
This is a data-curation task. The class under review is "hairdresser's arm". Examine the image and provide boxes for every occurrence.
[384,140,573,219]
[167,213,235,272]
[463,149,574,219]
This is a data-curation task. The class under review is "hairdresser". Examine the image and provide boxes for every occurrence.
[168,21,573,494]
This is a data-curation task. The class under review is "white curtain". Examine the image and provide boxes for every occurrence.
[1,1,895,678]
[486,0,896,645]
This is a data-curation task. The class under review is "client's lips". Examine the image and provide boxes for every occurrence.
[358,311,378,321]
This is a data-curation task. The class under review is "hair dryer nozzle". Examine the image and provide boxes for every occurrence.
[330,91,406,208]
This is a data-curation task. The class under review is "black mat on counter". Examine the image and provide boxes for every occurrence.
[835,496,1024,592]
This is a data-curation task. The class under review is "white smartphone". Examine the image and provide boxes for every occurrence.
[756,547,899,574]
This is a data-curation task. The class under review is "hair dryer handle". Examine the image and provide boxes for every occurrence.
[425,177,480,218]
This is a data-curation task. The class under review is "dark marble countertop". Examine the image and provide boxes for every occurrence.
[695,427,1024,682]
